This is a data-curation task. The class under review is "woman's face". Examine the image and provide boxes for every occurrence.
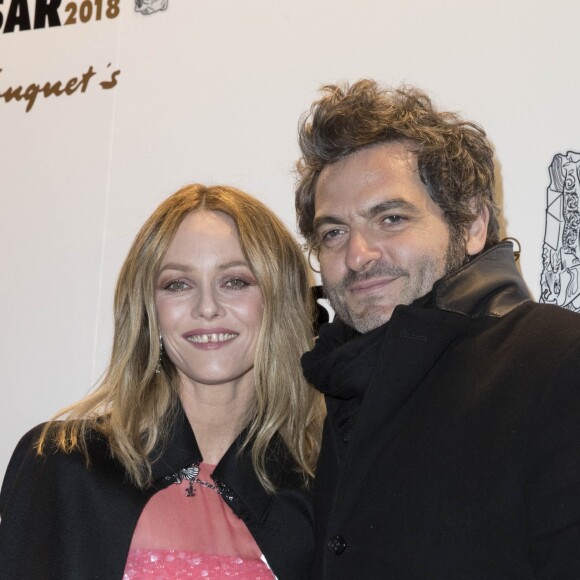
[155,210,263,392]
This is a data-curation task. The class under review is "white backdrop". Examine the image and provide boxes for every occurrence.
[2,0,579,479]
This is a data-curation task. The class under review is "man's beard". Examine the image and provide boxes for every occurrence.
[323,229,467,333]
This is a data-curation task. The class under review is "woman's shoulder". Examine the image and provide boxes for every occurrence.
[0,420,120,515]
[2,421,110,487]
[0,423,54,515]
[3,422,56,476]
[16,419,107,455]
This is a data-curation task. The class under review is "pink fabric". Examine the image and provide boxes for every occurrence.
[123,549,273,578]
[124,463,274,579]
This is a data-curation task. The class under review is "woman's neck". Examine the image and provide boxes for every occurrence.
[178,375,255,465]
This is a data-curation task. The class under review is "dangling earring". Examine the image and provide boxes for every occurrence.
[156,335,163,374]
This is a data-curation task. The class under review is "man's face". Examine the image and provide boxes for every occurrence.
[314,142,467,333]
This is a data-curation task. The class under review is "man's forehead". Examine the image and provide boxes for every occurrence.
[319,142,417,180]
[314,143,425,219]
[316,144,419,201]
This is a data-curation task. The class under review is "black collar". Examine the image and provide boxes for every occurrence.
[433,242,531,318]
[150,403,201,482]
[149,402,302,524]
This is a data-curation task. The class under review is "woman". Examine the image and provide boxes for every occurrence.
[0,184,325,579]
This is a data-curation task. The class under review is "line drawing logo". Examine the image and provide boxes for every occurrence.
[135,0,168,15]
[540,151,580,312]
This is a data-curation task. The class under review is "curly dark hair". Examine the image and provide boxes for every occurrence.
[295,80,500,250]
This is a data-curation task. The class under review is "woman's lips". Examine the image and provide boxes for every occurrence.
[183,329,239,349]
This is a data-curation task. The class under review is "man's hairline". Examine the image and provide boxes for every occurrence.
[307,138,489,248]
[308,137,426,238]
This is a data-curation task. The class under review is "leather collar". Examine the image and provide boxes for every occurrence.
[433,242,531,318]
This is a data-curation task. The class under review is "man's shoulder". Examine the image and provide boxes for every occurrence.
[481,301,580,377]
[511,301,580,339]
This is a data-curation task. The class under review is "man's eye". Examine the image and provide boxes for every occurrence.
[383,215,405,225]
[164,280,188,292]
[320,228,345,245]
[225,277,250,290]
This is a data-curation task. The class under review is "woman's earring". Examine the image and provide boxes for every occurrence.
[156,335,163,374]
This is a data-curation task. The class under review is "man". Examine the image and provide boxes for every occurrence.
[295,80,580,578]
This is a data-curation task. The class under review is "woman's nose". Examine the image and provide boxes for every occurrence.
[192,286,224,319]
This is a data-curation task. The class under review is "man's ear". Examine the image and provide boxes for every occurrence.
[465,205,489,256]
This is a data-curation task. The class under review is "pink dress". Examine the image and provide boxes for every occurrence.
[123,463,275,579]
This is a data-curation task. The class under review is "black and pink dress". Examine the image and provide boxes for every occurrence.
[0,406,314,579]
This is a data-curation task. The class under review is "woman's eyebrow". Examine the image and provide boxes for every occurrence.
[158,260,250,274]
[158,262,190,273]
[217,260,250,271]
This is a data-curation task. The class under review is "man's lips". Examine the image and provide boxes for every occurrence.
[183,329,239,344]
[348,277,398,293]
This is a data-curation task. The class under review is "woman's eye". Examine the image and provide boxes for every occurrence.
[225,277,250,290]
[164,280,188,292]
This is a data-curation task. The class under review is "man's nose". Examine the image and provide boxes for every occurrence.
[345,230,381,272]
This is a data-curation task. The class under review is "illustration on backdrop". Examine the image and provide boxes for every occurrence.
[135,0,168,15]
[540,151,580,312]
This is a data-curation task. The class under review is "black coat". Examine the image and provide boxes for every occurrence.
[0,406,314,579]
[303,244,580,579]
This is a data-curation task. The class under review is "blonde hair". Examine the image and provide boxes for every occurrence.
[37,184,325,492]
